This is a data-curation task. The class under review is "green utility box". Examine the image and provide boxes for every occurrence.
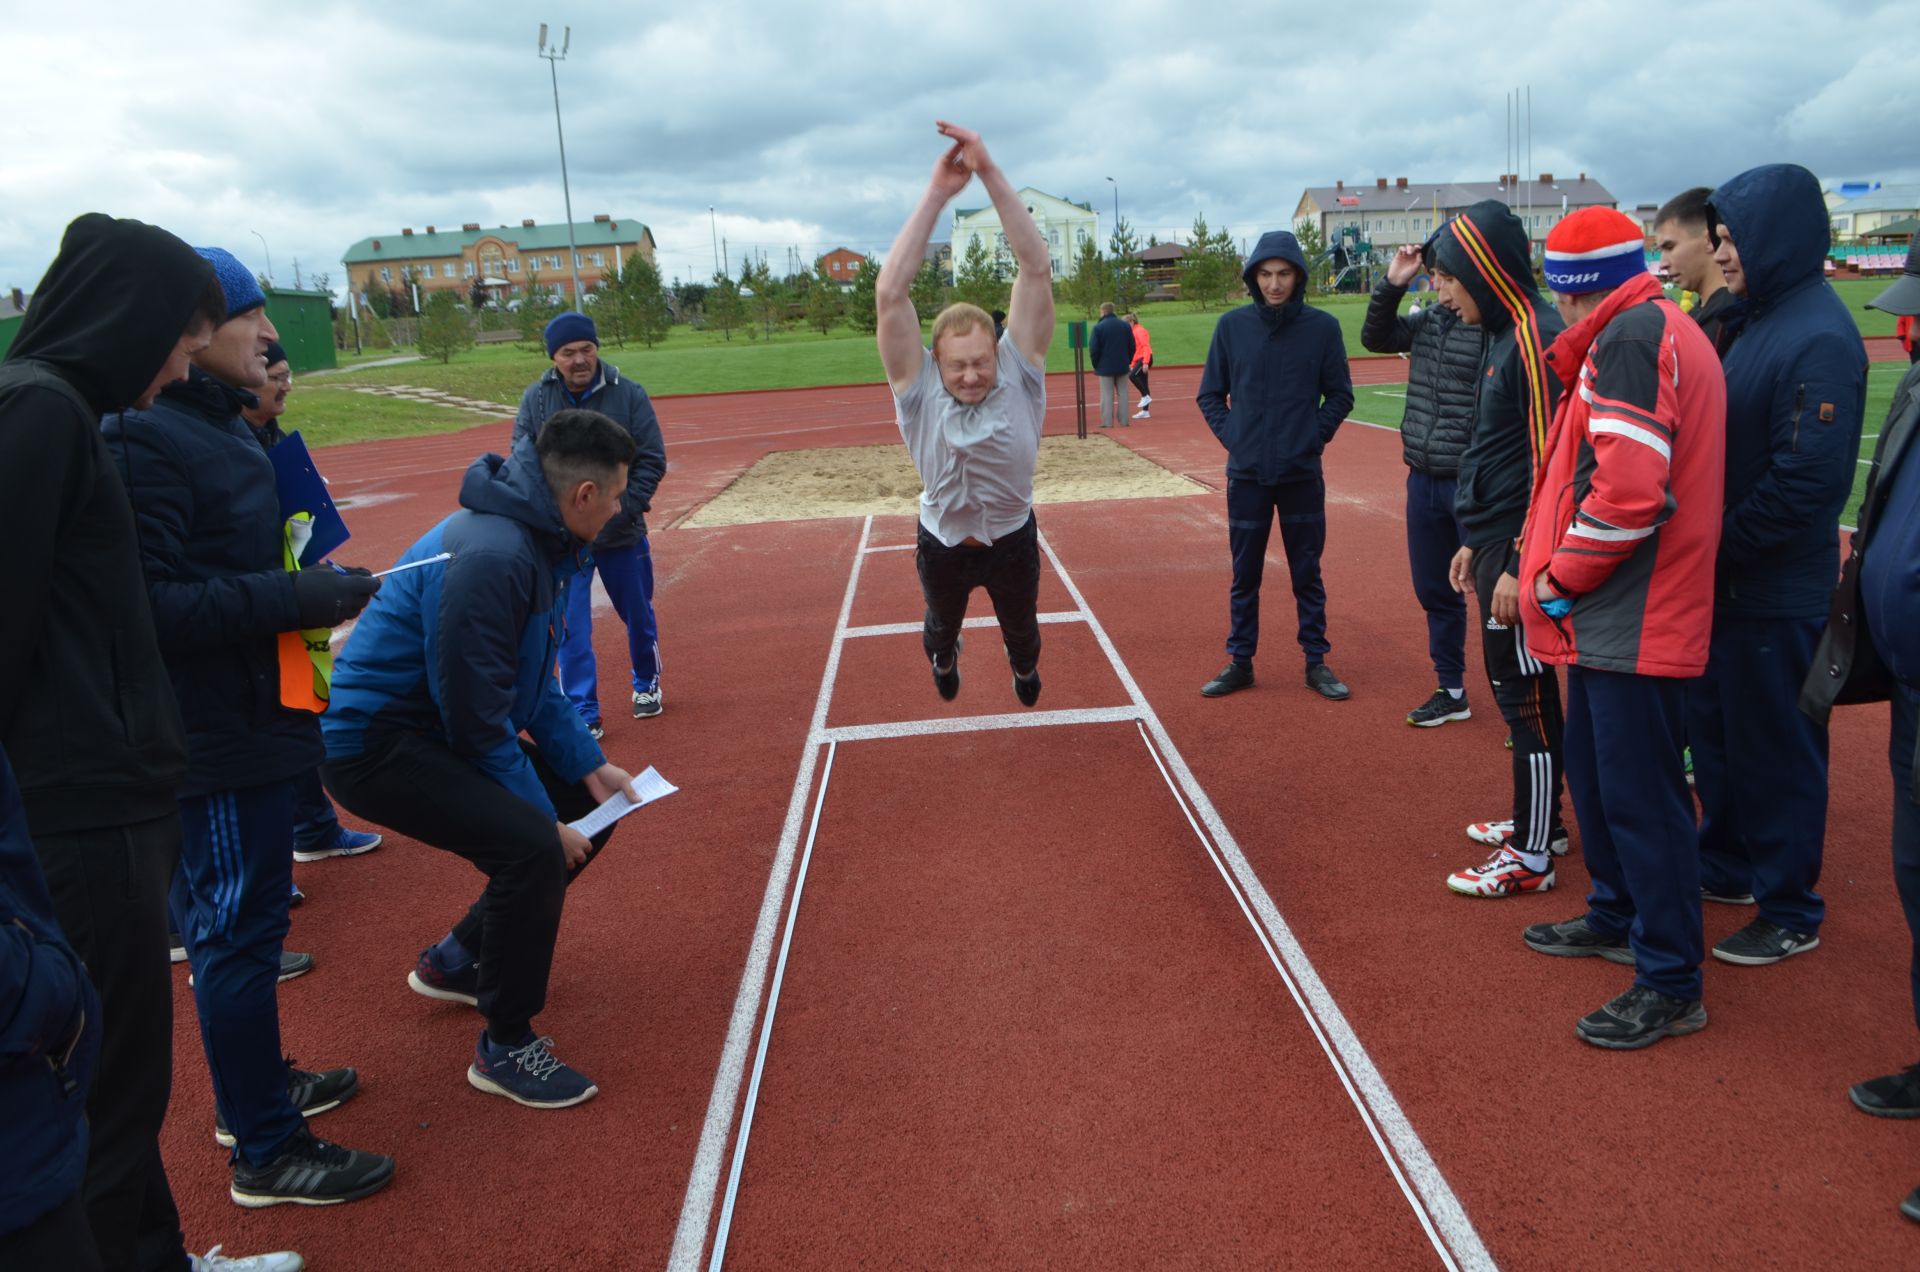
[264,288,338,373]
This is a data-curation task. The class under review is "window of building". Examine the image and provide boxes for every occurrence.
[507,259,520,274]
[464,261,475,277]
[590,252,603,267]
[379,266,392,282]
[548,255,561,270]
[830,260,840,272]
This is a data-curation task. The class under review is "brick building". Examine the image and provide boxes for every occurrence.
[342,215,656,305]
[1294,174,1616,250]
[816,246,868,289]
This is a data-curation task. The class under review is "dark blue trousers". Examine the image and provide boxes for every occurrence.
[1566,666,1704,1000]
[290,766,341,854]
[1890,684,1920,1030]
[558,536,660,727]
[1687,615,1829,934]
[175,780,304,1166]
[1405,469,1466,690]
[1225,475,1329,664]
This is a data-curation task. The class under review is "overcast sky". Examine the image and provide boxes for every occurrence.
[4,0,1915,297]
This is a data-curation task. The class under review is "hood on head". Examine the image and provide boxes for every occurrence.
[458,433,574,552]
[6,214,215,415]
[1242,230,1309,306]
[1707,164,1829,306]
[1429,200,1538,332]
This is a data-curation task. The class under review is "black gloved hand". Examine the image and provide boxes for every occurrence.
[293,566,381,628]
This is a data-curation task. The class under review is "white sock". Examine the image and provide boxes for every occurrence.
[1446,687,1465,699]
[1514,850,1551,872]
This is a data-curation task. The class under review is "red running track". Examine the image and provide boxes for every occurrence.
[157,361,1918,1270]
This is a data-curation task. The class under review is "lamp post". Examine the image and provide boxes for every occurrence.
[710,206,720,277]
[537,23,585,308]
[251,230,273,287]
[1105,176,1119,244]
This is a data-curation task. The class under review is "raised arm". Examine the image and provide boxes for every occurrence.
[877,138,971,393]
[939,121,1053,366]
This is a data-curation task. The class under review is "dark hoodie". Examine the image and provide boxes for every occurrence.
[1430,200,1566,555]
[1708,163,1867,618]
[321,436,605,817]
[0,214,209,835]
[1196,231,1354,484]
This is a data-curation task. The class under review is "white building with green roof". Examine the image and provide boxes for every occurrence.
[951,189,1097,282]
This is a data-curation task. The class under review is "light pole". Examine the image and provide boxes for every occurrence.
[1105,176,1119,241]
[251,230,273,287]
[537,23,585,308]
[709,206,720,277]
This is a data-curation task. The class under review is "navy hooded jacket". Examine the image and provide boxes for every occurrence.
[1708,163,1867,618]
[322,436,605,817]
[1196,231,1354,484]
[0,746,101,1236]
[511,361,666,552]
[1088,312,1134,378]
[103,368,324,798]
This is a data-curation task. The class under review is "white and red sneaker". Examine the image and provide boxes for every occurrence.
[1464,819,1570,857]
[1447,847,1555,897]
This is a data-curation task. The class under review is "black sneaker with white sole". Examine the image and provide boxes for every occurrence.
[932,635,963,701]
[228,1126,393,1208]
[1407,688,1471,727]
[216,1064,359,1146]
[631,688,662,718]
[1304,663,1350,700]
[1522,915,1636,964]
[1575,985,1707,1050]
[1850,1062,1920,1118]
[1712,917,1819,965]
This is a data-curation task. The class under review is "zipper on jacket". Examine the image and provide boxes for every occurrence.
[47,1004,86,1098]
[1789,384,1805,452]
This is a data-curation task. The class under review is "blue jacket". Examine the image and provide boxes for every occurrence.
[1088,313,1134,377]
[511,361,666,552]
[1196,231,1355,484]
[0,746,101,1236]
[1709,163,1867,618]
[103,369,324,798]
[322,436,605,817]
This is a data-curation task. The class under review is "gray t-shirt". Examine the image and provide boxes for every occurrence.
[893,337,1048,547]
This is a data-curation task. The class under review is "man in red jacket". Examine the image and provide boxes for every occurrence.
[1514,208,1727,1050]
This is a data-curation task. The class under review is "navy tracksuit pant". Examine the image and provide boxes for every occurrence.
[1565,665,1705,1000]
[558,536,661,727]
[1225,475,1329,664]
[1890,684,1920,1030]
[291,766,344,855]
[1405,469,1466,691]
[174,780,305,1167]
[1687,615,1829,934]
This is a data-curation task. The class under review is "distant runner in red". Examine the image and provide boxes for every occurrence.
[875,121,1055,707]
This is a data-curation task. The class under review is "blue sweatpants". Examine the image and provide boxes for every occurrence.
[1890,684,1920,1031]
[1566,665,1704,1000]
[174,780,304,1166]
[558,537,660,726]
[1405,469,1466,691]
[1225,475,1329,664]
[1687,615,1829,934]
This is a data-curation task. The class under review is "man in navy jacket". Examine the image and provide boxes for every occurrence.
[1089,302,1133,430]
[1196,230,1355,701]
[1690,164,1867,966]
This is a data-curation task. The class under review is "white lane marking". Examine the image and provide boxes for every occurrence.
[841,611,1086,640]
[1344,417,1399,432]
[862,543,916,553]
[821,705,1140,744]
[1033,531,1492,1272]
[666,516,873,1271]
[708,739,840,1269]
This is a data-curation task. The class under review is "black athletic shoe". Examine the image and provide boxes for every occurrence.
[1305,663,1350,700]
[1522,915,1636,964]
[1012,668,1041,708]
[932,635,963,701]
[1711,917,1820,966]
[1575,986,1707,1050]
[228,1126,394,1208]
[278,951,314,983]
[1850,1062,1920,1118]
[1407,688,1471,727]
[1903,1186,1920,1224]
[1202,660,1253,697]
[1701,885,1755,906]
[216,1064,360,1147]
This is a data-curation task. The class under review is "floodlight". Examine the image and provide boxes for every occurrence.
[562,26,571,54]
[538,23,547,50]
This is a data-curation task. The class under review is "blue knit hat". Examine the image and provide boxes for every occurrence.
[544,311,597,357]
[194,246,266,317]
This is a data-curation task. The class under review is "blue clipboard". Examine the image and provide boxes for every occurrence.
[269,431,350,566]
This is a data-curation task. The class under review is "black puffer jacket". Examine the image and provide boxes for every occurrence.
[1361,279,1485,477]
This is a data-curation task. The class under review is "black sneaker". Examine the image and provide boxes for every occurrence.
[1522,915,1636,965]
[631,688,662,718]
[1711,917,1819,966]
[1012,668,1041,708]
[932,635,963,701]
[1575,985,1707,1050]
[1407,688,1470,727]
[1202,660,1253,697]
[189,950,314,990]
[1850,1062,1920,1118]
[1903,1187,1920,1224]
[1305,663,1350,700]
[216,1064,360,1146]
[228,1126,394,1208]
[586,722,604,741]
[1700,885,1755,905]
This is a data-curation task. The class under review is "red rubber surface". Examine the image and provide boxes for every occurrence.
[157,363,1918,1270]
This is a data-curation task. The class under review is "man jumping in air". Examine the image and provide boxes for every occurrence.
[876,121,1055,707]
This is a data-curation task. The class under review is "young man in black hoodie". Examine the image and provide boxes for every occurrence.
[1196,231,1356,701]
[1426,201,1570,898]
[1,216,303,1271]
[107,247,393,1211]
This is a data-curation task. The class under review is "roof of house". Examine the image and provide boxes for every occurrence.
[343,218,652,263]
[1865,216,1920,238]
[954,188,1095,220]
[1136,243,1188,262]
[1833,184,1920,215]
[1302,175,1616,214]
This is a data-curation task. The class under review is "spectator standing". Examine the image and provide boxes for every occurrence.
[1654,187,1737,354]
[1089,302,1132,429]
[1127,311,1153,418]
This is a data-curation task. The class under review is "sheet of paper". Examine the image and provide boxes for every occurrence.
[566,766,678,837]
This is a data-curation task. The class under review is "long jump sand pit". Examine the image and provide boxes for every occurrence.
[684,434,1204,528]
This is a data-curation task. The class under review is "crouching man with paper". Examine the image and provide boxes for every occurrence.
[321,408,642,1109]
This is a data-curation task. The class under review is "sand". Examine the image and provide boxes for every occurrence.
[684,435,1204,529]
